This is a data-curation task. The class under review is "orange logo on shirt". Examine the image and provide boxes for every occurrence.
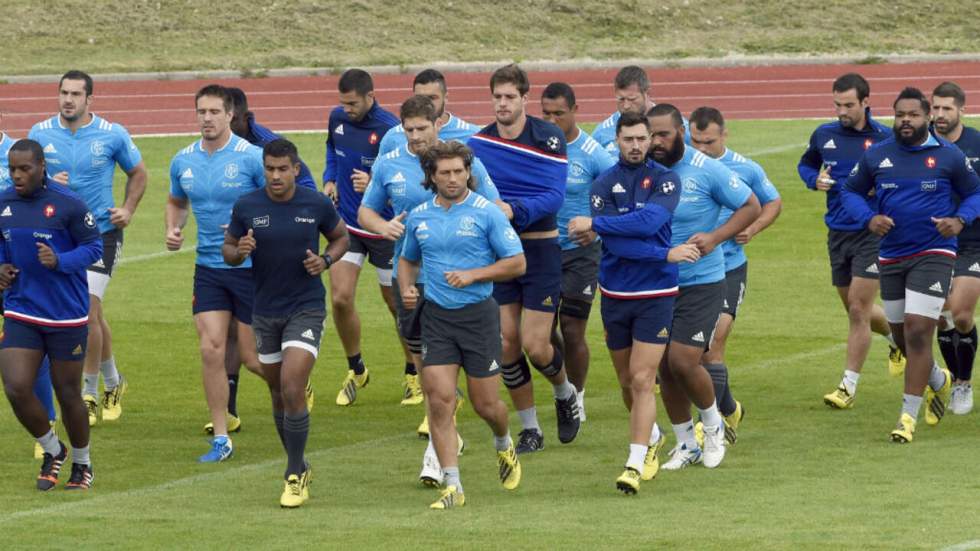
[369,132,379,145]
[43,204,55,218]
[926,156,936,168]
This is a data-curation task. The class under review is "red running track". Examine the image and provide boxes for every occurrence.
[1,61,979,137]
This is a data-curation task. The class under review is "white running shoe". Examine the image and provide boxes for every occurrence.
[950,383,974,415]
[702,424,727,468]
[419,445,442,487]
[660,443,703,471]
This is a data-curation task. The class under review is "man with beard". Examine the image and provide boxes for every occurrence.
[840,87,980,443]
[646,104,759,471]
[798,73,905,410]
[931,81,980,414]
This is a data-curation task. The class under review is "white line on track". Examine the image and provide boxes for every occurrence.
[117,247,192,266]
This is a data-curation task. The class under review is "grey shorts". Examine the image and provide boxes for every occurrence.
[345,232,395,270]
[953,245,980,279]
[559,241,600,319]
[880,255,955,302]
[671,281,726,348]
[421,298,502,378]
[828,228,880,287]
[253,309,326,364]
[392,277,424,347]
[721,262,748,318]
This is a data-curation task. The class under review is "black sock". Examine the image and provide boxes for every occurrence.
[704,363,737,416]
[956,326,977,381]
[938,328,959,380]
[347,354,365,375]
[284,411,310,477]
[273,410,286,451]
[227,374,240,416]
[404,361,417,376]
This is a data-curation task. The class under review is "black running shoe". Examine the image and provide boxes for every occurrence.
[65,463,94,490]
[515,429,544,454]
[37,442,67,491]
[555,395,581,444]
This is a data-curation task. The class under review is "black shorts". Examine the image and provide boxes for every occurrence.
[828,229,880,287]
[0,318,87,361]
[87,229,123,299]
[559,242,600,319]
[421,298,502,378]
[880,254,955,301]
[953,244,980,279]
[493,238,561,313]
[601,294,675,350]
[671,281,726,347]
[192,264,254,324]
[253,309,326,364]
[392,277,424,343]
[344,232,395,271]
[721,261,748,318]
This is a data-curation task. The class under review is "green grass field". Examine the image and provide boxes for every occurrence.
[2,120,979,550]
[2,1,979,75]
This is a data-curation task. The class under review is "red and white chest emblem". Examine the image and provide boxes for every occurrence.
[369,132,379,145]
[864,139,873,150]
[43,204,56,218]
[641,177,651,189]
[926,156,936,169]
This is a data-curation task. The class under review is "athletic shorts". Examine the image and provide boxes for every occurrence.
[493,238,561,313]
[721,261,748,318]
[192,264,254,324]
[87,229,123,300]
[953,244,980,279]
[421,297,502,378]
[880,254,954,321]
[0,318,87,361]
[392,277,424,344]
[671,280,726,347]
[341,232,394,285]
[559,241,600,319]
[252,309,325,364]
[600,294,675,350]
[828,228,880,287]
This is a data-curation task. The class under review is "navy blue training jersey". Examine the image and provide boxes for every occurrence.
[798,110,891,231]
[0,181,102,326]
[951,126,980,245]
[242,114,316,190]
[227,186,342,317]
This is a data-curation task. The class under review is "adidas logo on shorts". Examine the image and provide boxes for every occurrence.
[970,263,980,273]
[866,264,879,274]
[489,360,499,371]
[582,285,592,296]
[929,281,943,293]
[542,296,553,307]
[301,329,315,340]
[657,327,669,338]
[692,331,705,343]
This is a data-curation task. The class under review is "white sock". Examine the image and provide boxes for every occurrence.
[37,428,60,456]
[672,421,697,449]
[627,443,647,472]
[698,403,722,429]
[517,407,540,432]
[842,370,860,394]
[72,445,90,466]
[552,379,575,401]
[576,389,585,412]
[649,423,662,446]
[82,373,99,397]
[902,393,923,418]
[884,332,898,348]
[928,362,947,391]
[493,432,512,452]
[100,357,120,390]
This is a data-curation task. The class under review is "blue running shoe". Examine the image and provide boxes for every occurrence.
[199,436,233,463]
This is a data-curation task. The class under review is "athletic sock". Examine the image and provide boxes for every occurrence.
[404,361,417,376]
[82,372,99,397]
[34,357,57,422]
[100,357,120,391]
[884,332,898,349]
[72,445,90,466]
[517,407,540,433]
[649,422,662,446]
[273,410,286,450]
[672,421,697,450]
[626,443,647,472]
[842,369,860,395]
[37,428,60,456]
[704,363,737,416]
[494,432,512,452]
[902,393,923,419]
[928,362,947,391]
[283,410,310,477]
[442,466,462,493]
[937,328,959,379]
[347,354,365,376]
[698,403,723,429]
[552,379,575,401]
[955,326,977,381]
[227,374,240,417]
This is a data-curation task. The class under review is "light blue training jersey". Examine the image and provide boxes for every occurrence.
[377,113,481,156]
[558,128,616,250]
[717,148,780,271]
[0,133,15,191]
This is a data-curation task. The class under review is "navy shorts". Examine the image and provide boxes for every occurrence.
[493,238,561,313]
[1,318,88,361]
[192,265,254,324]
[600,294,675,350]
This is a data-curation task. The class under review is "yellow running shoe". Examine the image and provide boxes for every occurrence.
[417,415,429,439]
[401,374,424,406]
[83,394,98,426]
[616,467,641,495]
[497,445,522,490]
[305,379,315,412]
[204,413,242,435]
[888,346,906,377]
[280,474,308,508]
[430,485,465,509]
[924,367,952,426]
[723,401,744,445]
[100,376,127,421]
[889,413,916,443]
[823,385,854,409]
[335,369,370,406]
[642,433,667,481]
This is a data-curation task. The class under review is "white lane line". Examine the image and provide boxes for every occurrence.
[117,247,193,266]
[743,143,808,157]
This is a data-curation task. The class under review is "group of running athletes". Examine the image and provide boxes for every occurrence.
[1,63,977,508]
